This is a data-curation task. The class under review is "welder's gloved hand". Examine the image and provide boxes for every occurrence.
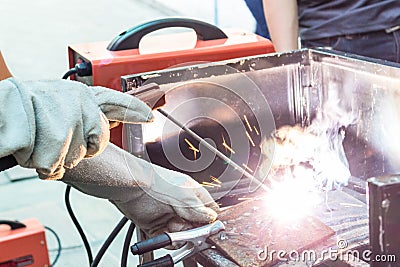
[0,78,153,180]
[62,143,219,238]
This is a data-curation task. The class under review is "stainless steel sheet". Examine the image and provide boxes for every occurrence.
[122,49,400,201]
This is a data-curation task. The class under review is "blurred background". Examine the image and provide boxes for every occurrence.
[0,0,256,266]
[0,0,255,79]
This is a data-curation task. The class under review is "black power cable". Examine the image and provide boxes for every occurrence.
[121,222,136,267]
[62,68,78,79]
[62,64,137,267]
[65,185,94,265]
[62,63,92,80]
[91,217,129,267]
[62,67,94,266]
[44,226,62,266]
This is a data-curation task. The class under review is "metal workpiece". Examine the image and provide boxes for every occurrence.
[205,189,370,267]
[368,175,400,267]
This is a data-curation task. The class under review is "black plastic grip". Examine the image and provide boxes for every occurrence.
[107,18,228,51]
[131,233,172,255]
[0,220,26,230]
[0,155,18,172]
[138,255,174,267]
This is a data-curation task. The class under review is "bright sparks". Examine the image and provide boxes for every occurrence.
[256,101,355,223]
[263,176,321,223]
[243,115,253,132]
[253,126,260,136]
[184,138,199,159]
[245,131,256,147]
[202,181,221,188]
[221,134,235,154]
[242,163,254,173]
[210,175,222,184]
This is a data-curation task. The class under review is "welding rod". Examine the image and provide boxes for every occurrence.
[157,108,269,192]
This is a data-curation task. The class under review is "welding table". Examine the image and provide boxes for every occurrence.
[197,180,369,267]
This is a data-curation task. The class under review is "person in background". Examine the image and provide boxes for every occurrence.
[263,0,400,63]
[244,0,271,39]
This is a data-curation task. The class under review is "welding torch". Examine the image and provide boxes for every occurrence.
[128,83,269,193]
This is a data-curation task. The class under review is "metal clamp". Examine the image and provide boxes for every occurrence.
[131,221,225,267]
[125,82,165,110]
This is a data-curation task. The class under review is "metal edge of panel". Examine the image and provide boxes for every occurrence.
[120,48,400,198]
[120,49,310,90]
[121,48,400,92]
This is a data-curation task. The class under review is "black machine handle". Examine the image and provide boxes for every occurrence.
[131,233,172,255]
[0,155,18,172]
[0,220,26,230]
[137,255,174,267]
[107,18,228,51]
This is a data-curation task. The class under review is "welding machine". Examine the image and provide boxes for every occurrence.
[0,219,50,267]
[68,17,275,147]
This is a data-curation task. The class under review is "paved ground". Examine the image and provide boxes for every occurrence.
[0,0,254,266]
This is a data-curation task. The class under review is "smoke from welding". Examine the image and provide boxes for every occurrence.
[256,100,357,221]
[259,100,357,192]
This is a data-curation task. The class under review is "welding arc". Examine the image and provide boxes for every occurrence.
[157,108,269,192]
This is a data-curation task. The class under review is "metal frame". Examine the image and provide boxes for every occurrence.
[121,49,400,266]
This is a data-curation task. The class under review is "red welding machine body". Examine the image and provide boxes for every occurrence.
[0,219,50,267]
[68,18,275,147]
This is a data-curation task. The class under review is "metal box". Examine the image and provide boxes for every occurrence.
[0,219,50,267]
[122,49,400,201]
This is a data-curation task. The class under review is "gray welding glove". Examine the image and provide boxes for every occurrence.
[0,78,153,180]
[62,143,219,237]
